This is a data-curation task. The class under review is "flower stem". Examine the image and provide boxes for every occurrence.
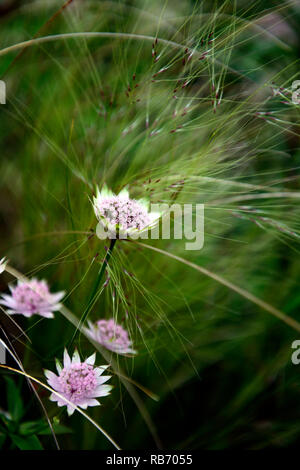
[70,238,117,346]
[88,238,117,309]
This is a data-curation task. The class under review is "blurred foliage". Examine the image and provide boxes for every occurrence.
[0,0,300,450]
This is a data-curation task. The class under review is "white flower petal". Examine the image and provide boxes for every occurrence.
[44,369,57,381]
[85,353,96,365]
[97,184,114,200]
[95,365,110,376]
[84,399,100,407]
[117,187,130,200]
[55,359,62,374]
[0,296,16,309]
[96,375,112,385]
[92,384,113,398]
[67,405,75,416]
[79,402,88,410]
[44,370,60,389]
[23,312,33,318]
[50,291,65,304]
[49,392,60,402]
[40,311,55,319]
[72,349,81,364]
[50,393,68,407]
[63,349,71,368]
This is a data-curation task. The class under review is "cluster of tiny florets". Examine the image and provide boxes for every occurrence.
[98,196,151,231]
[87,318,136,355]
[58,363,98,404]
[0,279,64,318]
[97,319,131,348]
[13,280,49,314]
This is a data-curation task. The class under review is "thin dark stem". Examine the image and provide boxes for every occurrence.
[87,238,117,312]
[69,238,117,347]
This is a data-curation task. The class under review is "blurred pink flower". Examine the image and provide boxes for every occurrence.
[44,349,112,416]
[86,318,137,355]
[0,278,64,318]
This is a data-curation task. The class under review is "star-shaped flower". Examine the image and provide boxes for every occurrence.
[86,318,137,356]
[0,278,64,318]
[44,349,112,416]
[93,185,161,239]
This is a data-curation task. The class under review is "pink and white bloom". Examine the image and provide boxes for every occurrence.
[93,185,161,238]
[45,349,112,416]
[0,278,64,318]
[86,318,137,355]
[0,257,7,274]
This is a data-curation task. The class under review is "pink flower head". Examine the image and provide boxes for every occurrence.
[86,318,137,356]
[0,278,64,318]
[44,349,112,416]
[93,185,161,238]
